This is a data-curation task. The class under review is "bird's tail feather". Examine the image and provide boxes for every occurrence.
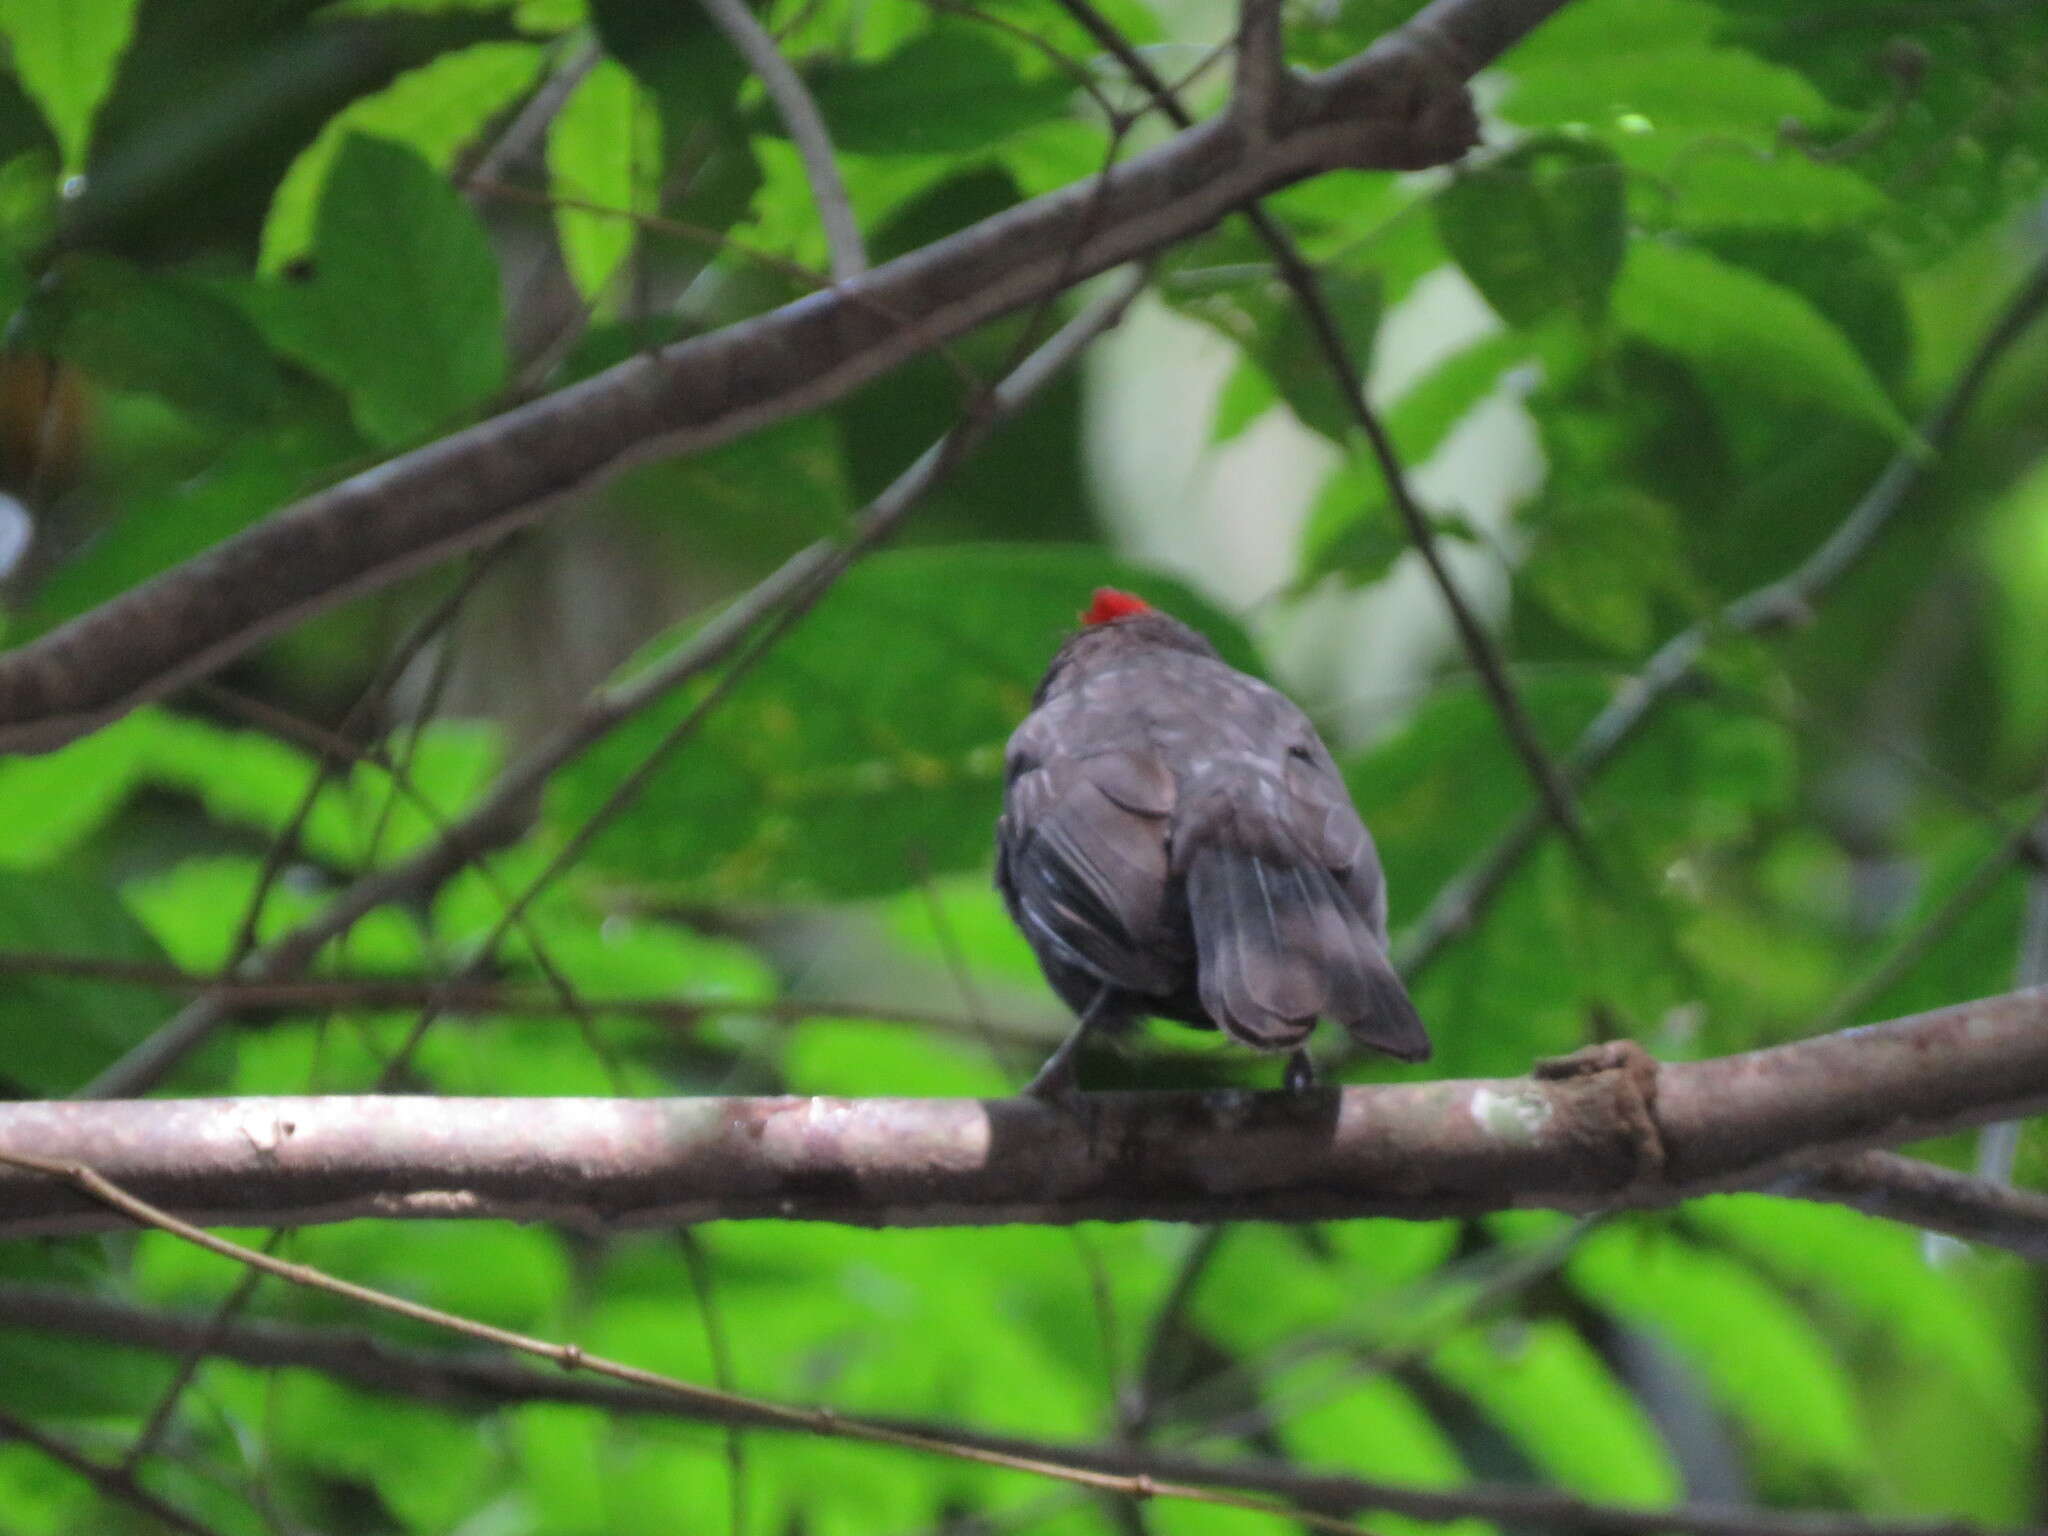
[1186,843,1431,1062]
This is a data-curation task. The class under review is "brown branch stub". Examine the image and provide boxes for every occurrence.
[4,987,2046,1238]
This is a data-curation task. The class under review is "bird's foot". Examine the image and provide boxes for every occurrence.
[1282,1049,1318,1095]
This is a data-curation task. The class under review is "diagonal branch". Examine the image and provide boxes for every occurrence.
[1397,245,2048,978]
[78,269,1145,1101]
[1052,0,1598,871]
[10,987,2048,1238]
[696,0,868,282]
[0,0,1534,756]
[0,1281,2017,1536]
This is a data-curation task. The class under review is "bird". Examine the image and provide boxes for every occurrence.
[995,587,1431,1096]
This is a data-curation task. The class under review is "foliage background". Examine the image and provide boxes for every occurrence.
[1,0,2048,1532]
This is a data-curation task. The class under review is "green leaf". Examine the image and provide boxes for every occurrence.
[0,708,157,868]
[1519,486,1687,653]
[1615,241,1915,444]
[1434,1319,1681,1501]
[1435,135,1627,327]
[0,868,168,1093]
[549,547,1261,902]
[260,41,546,271]
[810,27,1071,156]
[23,254,287,422]
[1298,329,1529,587]
[1571,1222,1875,1493]
[546,56,663,304]
[13,403,360,637]
[1177,262,1382,443]
[0,0,140,173]
[255,133,507,446]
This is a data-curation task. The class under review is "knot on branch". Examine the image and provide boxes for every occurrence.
[1311,28,1481,172]
[1534,1039,1667,1193]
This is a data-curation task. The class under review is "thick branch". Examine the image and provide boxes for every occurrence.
[0,0,1516,755]
[5,989,2046,1237]
[0,1282,2010,1536]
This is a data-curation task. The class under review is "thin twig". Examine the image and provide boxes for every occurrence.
[0,951,1058,1044]
[1397,245,2048,979]
[0,1147,1396,1536]
[0,1404,231,1536]
[1050,0,1600,873]
[465,39,602,192]
[8,1279,2011,1536]
[79,269,1145,1100]
[696,0,867,282]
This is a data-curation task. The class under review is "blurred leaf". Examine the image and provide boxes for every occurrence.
[590,0,746,132]
[260,40,545,271]
[14,401,360,636]
[0,0,140,173]
[0,868,167,1093]
[1615,240,1914,444]
[1519,486,1687,654]
[811,27,1071,156]
[1177,263,1382,443]
[0,707,156,868]
[1298,328,1529,587]
[254,133,507,445]
[1435,1319,1681,1501]
[551,547,1260,902]
[23,253,286,422]
[1571,1222,1875,1493]
[785,1018,1008,1098]
[546,56,662,304]
[1435,135,1626,328]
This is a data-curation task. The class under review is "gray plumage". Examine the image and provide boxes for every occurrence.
[996,602,1430,1090]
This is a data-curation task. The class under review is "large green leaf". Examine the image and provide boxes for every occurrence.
[546,56,662,304]
[253,133,508,446]
[259,41,546,270]
[1435,136,1627,328]
[19,255,286,422]
[1434,1319,1680,1501]
[549,547,1260,902]
[1571,1222,1876,1494]
[1615,241,1914,444]
[810,27,1072,156]
[0,0,140,173]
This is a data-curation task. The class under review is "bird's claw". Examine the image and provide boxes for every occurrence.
[1282,1049,1318,1095]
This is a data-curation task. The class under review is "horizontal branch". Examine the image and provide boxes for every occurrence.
[3,988,2045,1236]
[0,0,1520,755]
[0,1281,2008,1536]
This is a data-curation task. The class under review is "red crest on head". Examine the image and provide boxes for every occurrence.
[1082,588,1152,626]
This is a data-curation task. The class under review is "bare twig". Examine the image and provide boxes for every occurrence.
[696,0,868,282]
[12,989,2048,1239]
[0,1404,230,1536]
[464,39,602,191]
[0,1148,1397,1536]
[1051,0,1599,871]
[0,1280,2013,1536]
[1398,245,2048,978]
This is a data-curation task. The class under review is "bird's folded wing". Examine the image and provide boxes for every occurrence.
[999,751,1178,995]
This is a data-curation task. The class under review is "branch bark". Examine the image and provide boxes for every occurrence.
[6,988,2046,1238]
[0,0,1534,756]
